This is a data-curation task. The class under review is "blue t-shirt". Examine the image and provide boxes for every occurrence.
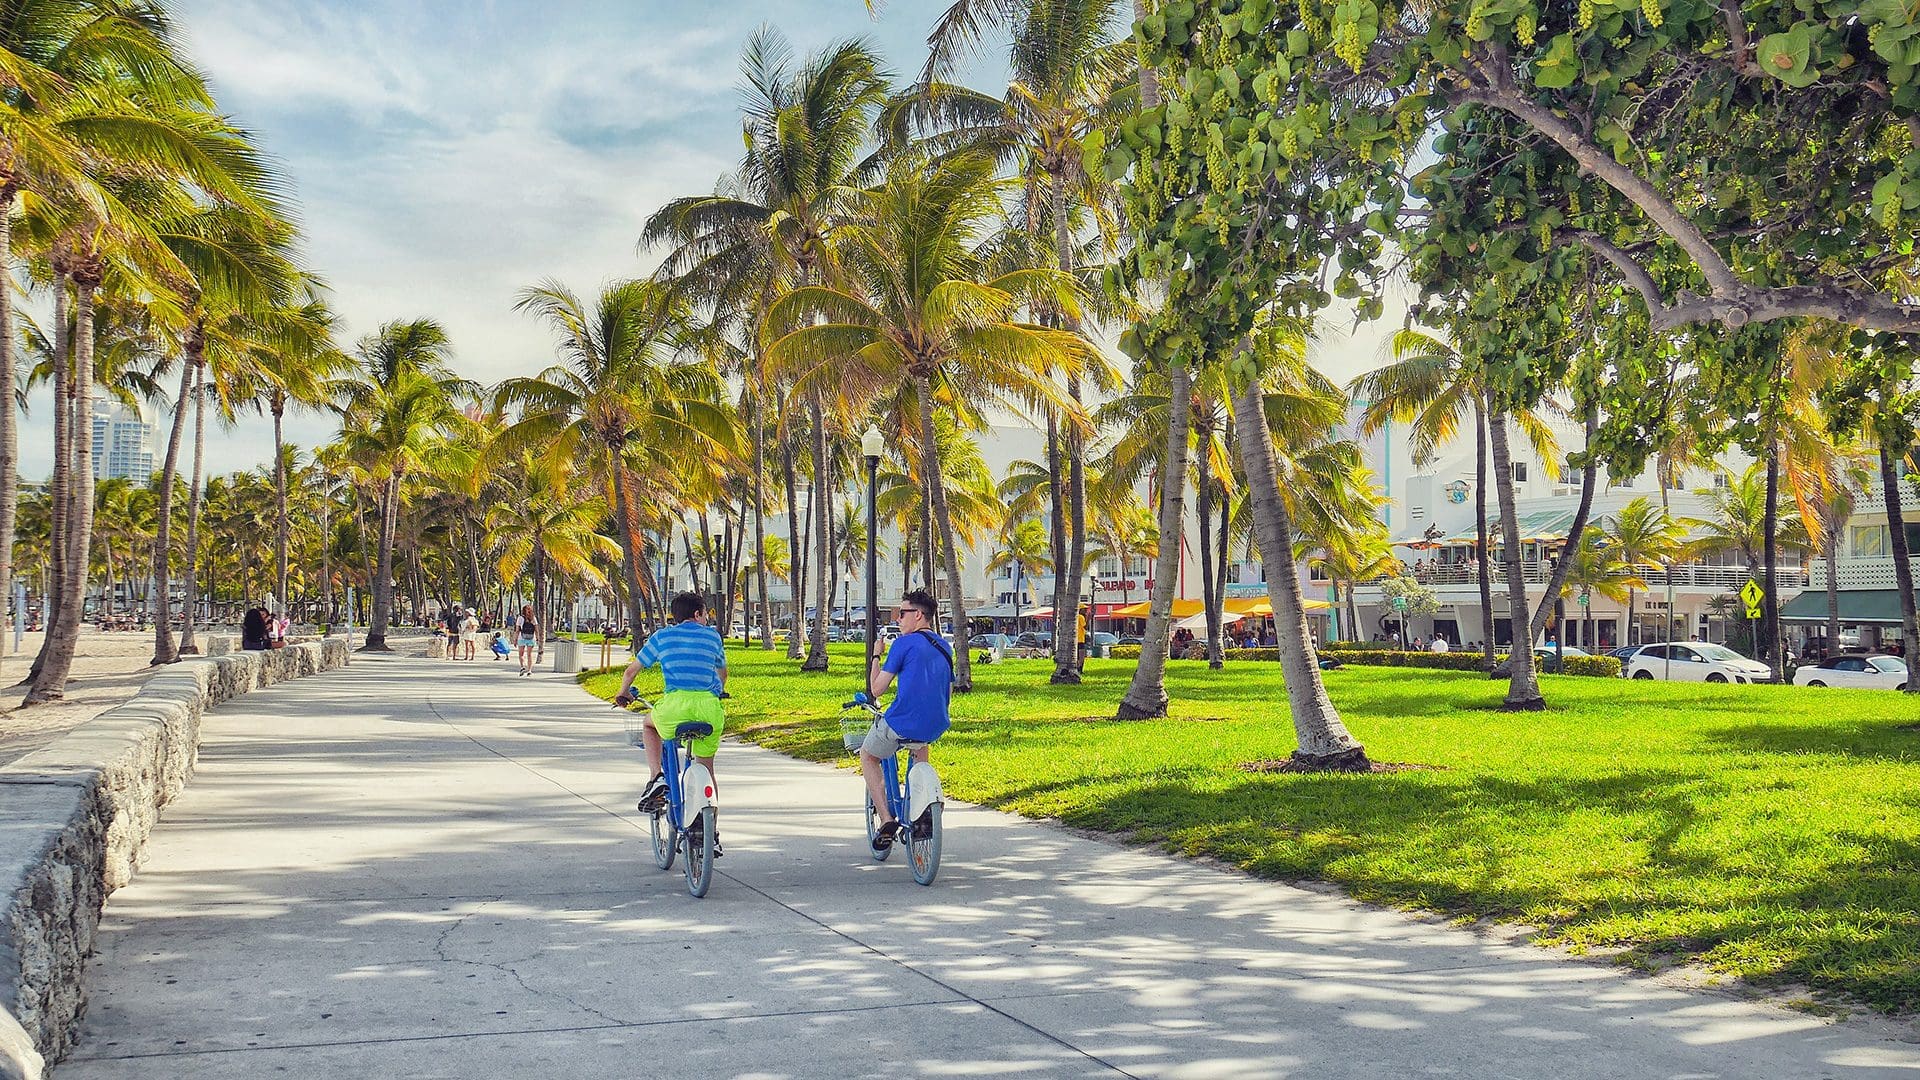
[883,631,953,741]
[635,622,727,695]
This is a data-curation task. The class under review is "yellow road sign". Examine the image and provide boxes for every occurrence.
[1741,580,1765,619]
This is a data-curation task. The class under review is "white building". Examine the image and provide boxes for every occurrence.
[91,401,154,482]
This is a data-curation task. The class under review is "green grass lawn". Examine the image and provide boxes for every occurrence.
[580,644,1920,1013]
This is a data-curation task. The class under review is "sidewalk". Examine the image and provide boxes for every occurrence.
[58,654,1920,1078]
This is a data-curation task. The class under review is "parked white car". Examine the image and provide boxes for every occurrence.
[1792,654,1910,690]
[1626,641,1777,684]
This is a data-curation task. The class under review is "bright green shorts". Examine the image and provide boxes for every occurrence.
[650,690,724,757]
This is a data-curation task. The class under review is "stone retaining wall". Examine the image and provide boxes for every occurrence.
[0,637,350,1077]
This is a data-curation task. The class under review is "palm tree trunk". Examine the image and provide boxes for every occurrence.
[269,399,288,622]
[916,376,972,690]
[0,192,19,661]
[749,392,775,648]
[1228,372,1368,768]
[1763,452,1782,677]
[177,364,208,655]
[1045,417,1068,664]
[1212,483,1230,660]
[803,392,834,670]
[149,348,193,662]
[1528,407,1598,642]
[365,475,398,650]
[1880,446,1919,691]
[1473,391,1496,668]
[1117,362,1191,719]
[1196,435,1221,669]
[1487,409,1543,709]
[607,454,649,634]
[781,432,806,659]
[29,287,70,686]
[320,474,334,624]
[29,279,97,703]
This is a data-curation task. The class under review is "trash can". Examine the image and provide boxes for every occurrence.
[551,638,581,673]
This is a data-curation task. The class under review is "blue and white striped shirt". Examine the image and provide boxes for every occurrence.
[635,622,727,694]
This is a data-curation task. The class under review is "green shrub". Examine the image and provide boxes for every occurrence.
[1102,642,1618,676]
[1562,654,1622,678]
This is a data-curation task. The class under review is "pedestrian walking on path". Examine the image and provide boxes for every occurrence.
[515,605,538,675]
[461,609,479,660]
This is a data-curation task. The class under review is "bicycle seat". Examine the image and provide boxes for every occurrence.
[674,721,714,740]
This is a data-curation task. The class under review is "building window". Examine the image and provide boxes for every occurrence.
[1853,524,1891,558]
[1712,473,1730,489]
[1512,462,1529,482]
[1308,564,1331,582]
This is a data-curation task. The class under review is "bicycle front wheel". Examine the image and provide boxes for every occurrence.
[649,809,675,871]
[909,803,942,886]
[864,792,890,862]
[684,806,716,898]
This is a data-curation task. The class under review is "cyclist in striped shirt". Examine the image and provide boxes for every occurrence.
[616,592,729,850]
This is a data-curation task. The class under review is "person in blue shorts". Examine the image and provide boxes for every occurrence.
[616,592,729,853]
[862,589,953,853]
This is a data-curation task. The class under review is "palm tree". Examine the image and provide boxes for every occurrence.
[989,515,1053,621]
[1560,525,1644,624]
[333,320,466,650]
[765,150,1098,691]
[645,29,890,671]
[1351,330,1561,672]
[1603,497,1693,646]
[499,279,732,636]
[487,456,622,645]
[1225,316,1369,769]
[898,0,1132,683]
[250,293,347,622]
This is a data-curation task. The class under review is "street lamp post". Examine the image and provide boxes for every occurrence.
[1549,552,1565,672]
[862,426,883,690]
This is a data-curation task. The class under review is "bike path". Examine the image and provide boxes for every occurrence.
[58,653,1920,1079]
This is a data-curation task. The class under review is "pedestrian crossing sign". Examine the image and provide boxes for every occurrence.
[1740,580,1764,620]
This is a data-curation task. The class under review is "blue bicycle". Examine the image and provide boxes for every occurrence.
[620,697,717,898]
[841,692,943,885]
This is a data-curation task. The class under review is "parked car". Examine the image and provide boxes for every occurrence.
[1118,635,1145,647]
[1627,641,1776,683]
[1792,653,1909,690]
[1606,645,1642,676]
[1089,631,1119,648]
[1491,644,1591,677]
[972,633,1017,651]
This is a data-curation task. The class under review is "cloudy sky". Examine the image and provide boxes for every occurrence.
[24,0,1396,478]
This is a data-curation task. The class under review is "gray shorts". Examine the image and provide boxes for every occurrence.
[860,720,915,759]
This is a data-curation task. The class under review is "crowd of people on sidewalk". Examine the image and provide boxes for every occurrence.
[432,603,545,674]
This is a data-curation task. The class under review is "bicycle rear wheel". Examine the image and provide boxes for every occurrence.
[649,809,675,871]
[908,803,942,886]
[684,807,716,897]
[864,792,890,862]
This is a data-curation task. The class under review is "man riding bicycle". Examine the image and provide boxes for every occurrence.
[862,589,953,854]
[617,591,728,854]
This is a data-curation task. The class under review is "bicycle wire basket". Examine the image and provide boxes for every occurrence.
[840,714,875,754]
[623,705,651,748]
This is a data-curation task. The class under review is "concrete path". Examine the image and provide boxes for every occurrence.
[58,654,1920,1079]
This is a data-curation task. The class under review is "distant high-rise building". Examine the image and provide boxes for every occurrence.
[91,401,155,482]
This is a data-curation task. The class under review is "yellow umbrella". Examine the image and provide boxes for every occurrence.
[1111,598,1204,619]
[1115,596,1328,619]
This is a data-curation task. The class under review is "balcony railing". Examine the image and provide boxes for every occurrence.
[1362,562,1810,592]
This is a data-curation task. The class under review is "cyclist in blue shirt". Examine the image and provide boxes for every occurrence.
[616,592,728,850]
[862,589,953,853]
